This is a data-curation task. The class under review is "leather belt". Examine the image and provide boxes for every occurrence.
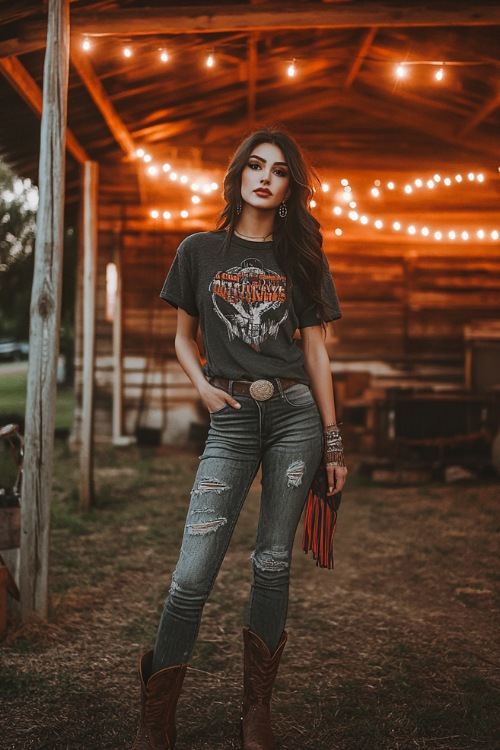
[210,376,299,402]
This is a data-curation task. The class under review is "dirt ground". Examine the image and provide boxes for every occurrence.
[0,444,499,749]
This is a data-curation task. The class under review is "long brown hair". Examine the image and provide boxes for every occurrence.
[216,128,330,321]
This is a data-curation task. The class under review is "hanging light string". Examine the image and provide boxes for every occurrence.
[326,174,498,241]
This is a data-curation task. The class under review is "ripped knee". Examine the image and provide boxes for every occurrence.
[252,548,289,572]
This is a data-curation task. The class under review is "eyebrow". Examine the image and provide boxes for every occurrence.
[249,153,288,167]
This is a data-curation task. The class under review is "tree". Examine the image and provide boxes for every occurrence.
[0,159,38,339]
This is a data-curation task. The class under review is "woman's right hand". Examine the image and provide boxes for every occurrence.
[199,382,241,414]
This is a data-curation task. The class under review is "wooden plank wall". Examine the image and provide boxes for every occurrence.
[327,242,500,365]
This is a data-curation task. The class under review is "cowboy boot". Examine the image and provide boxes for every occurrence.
[130,650,187,750]
[241,628,288,750]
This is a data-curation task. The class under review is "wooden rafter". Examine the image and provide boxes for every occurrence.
[458,92,500,136]
[0,56,88,164]
[70,47,136,157]
[343,27,378,90]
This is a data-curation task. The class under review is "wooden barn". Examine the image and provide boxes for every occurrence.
[1,0,499,461]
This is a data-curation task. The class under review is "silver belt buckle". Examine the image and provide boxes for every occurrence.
[249,379,274,401]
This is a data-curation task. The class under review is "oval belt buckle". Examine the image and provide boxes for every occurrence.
[249,379,274,401]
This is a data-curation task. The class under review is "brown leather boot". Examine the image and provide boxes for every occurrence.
[130,651,187,750]
[241,628,287,750]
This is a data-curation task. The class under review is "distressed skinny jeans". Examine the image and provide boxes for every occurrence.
[152,382,323,671]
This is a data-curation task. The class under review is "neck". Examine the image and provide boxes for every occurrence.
[234,228,273,242]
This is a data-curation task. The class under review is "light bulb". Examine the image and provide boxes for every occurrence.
[123,46,132,58]
[371,188,380,197]
[211,182,219,190]
[477,229,485,239]
[414,179,423,188]
[169,172,178,181]
[435,66,444,81]
[360,215,368,225]
[333,206,342,216]
[151,210,159,219]
[348,211,359,221]
[375,220,383,229]
[287,61,296,77]
[206,53,214,68]
[310,199,317,208]
[162,163,171,172]
[387,182,395,190]
[492,231,499,240]
[163,211,171,220]
[192,195,201,204]
[404,185,413,194]
[393,222,401,231]
[396,64,407,78]
[136,148,145,158]
[448,231,456,239]
[461,231,469,240]
[422,227,430,236]
[408,225,416,235]
[180,175,188,184]
[160,50,169,63]
[143,154,152,163]
[147,166,158,176]
[334,228,343,236]
[434,231,442,240]
[83,37,91,52]
[322,183,330,193]
[180,210,189,218]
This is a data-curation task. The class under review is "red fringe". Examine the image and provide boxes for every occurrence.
[302,463,340,569]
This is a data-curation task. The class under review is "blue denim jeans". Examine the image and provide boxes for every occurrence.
[152,382,323,671]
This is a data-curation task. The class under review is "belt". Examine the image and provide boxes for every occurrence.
[210,376,299,402]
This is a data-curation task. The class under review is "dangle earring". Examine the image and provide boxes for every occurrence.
[279,201,287,218]
[236,201,242,215]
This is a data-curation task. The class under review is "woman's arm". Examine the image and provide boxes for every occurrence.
[301,325,347,494]
[175,308,241,413]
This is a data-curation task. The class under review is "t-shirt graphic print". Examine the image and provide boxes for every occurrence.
[210,258,289,351]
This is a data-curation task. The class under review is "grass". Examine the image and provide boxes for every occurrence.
[0,442,499,749]
[0,370,74,431]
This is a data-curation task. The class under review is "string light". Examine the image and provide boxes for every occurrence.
[287,59,297,77]
[206,50,215,68]
[123,46,132,58]
[435,66,444,81]
[82,37,91,52]
[159,49,169,63]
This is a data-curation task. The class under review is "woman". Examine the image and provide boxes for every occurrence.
[130,128,347,750]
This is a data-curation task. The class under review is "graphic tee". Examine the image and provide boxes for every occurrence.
[160,231,341,383]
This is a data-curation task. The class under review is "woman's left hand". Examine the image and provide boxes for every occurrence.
[327,463,347,496]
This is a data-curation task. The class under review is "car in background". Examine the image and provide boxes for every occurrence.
[0,338,29,361]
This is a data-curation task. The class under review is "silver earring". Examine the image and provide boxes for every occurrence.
[236,201,242,215]
[279,202,287,218]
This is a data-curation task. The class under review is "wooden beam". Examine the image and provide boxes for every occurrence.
[20,0,70,620]
[0,56,88,164]
[79,161,98,512]
[70,48,136,157]
[343,27,378,90]
[12,3,500,47]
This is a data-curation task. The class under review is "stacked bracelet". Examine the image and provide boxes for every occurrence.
[324,424,346,467]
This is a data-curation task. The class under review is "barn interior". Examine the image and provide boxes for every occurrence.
[0,0,499,479]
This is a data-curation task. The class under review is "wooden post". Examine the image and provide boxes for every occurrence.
[20,0,70,619]
[79,161,98,511]
[112,223,124,443]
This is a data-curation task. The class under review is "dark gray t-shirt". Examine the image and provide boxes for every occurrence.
[160,231,341,383]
